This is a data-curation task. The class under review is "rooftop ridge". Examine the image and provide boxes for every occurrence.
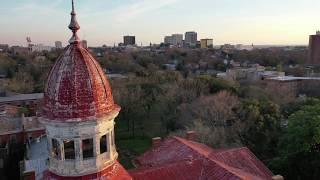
[172,136,215,157]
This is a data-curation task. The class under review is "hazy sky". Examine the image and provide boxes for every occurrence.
[1,0,320,47]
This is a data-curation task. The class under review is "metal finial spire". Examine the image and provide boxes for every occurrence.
[68,0,80,44]
[72,0,75,13]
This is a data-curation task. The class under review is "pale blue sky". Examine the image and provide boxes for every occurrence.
[1,0,320,46]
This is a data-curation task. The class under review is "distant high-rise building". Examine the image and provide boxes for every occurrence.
[185,31,197,47]
[308,31,320,65]
[164,34,183,46]
[164,36,173,45]
[171,34,183,46]
[200,39,213,49]
[55,41,63,49]
[82,40,88,48]
[123,36,136,46]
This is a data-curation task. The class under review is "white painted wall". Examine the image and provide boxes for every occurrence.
[40,111,119,176]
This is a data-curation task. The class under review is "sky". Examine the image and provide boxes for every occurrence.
[1,0,320,47]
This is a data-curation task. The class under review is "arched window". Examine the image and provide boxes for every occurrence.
[82,138,94,159]
[100,134,108,154]
[52,138,61,160]
[64,140,75,160]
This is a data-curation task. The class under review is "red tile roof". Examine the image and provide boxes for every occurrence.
[209,147,273,179]
[131,136,273,180]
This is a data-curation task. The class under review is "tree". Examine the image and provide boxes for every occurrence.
[178,91,241,147]
[282,104,320,154]
[237,99,282,159]
[271,103,320,179]
[6,71,34,93]
[195,75,239,94]
[0,55,17,77]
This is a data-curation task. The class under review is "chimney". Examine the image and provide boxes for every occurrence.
[152,137,162,148]
[272,175,284,180]
[186,131,196,141]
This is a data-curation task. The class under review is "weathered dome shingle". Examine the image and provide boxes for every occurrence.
[43,44,119,122]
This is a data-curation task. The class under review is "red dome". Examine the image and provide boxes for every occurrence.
[43,43,119,122]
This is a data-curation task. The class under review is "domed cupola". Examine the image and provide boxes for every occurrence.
[42,1,131,179]
[42,0,119,122]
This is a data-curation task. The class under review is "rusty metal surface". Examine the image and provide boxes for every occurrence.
[43,44,117,122]
[43,0,118,122]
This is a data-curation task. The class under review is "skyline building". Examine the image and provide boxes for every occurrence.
[164,34,183,46]
[200,38,213,49]
[164,36,173,45]
[171,34,183,46]
[124,35,136,46]
[307,31,320,65]
[185,31,197,47]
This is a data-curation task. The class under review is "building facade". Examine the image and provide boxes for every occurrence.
[200,38,213,48]
[123,36,136,46]
[31,44,53,52]
[171,34,183,46]
[185,31,197,47]
[164,34,183,46]
[308,31,320,65]
[164,36,173,45]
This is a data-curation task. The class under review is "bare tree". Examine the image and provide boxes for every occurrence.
[179,91,240,128]
[178,91,242,148]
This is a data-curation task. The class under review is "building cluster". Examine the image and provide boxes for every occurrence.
[30,44,53,52]
[118,32,213,49]
[217,60,320,101]
[0,39,90,55]
[217,63,285,82]
[1,43,56,55]
[163,31,213,48]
